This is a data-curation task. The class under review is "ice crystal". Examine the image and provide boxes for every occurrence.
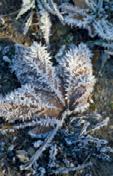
[16,0,63,43]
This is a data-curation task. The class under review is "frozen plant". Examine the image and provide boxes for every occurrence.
[0,42,95,168]
[21,113,112,175]
[15,0,63,44]
[61,0,113,41]
[2,1,113,45]
[46,113,113,175]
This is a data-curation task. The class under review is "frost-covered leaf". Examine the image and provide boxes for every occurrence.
[57,43,95,112]
[38,3,52,45]
[38,0,64,23]
[16,0,35,20]
[0,84,62,121]
[23,12,33,35]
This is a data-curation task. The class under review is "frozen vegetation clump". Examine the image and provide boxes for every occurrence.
[61,0,113,40]
[0,42,95,168]
[0,42,112,175]
[14,0,113,41]
[0,0,113,175]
